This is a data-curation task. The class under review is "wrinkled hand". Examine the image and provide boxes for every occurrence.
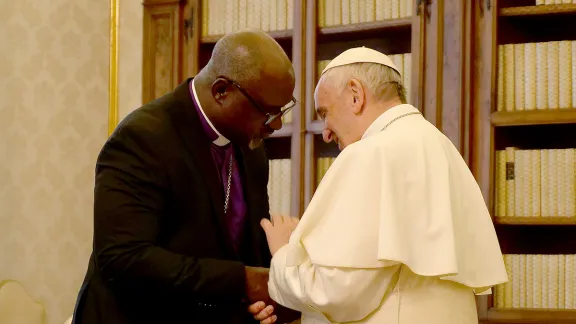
[245,266,270,304]
[248,301,277,324]
[260,215,299,256]
[248,300,301,324]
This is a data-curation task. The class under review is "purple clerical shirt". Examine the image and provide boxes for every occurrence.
[189,80,247,252]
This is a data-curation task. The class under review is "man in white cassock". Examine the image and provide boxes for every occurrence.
[249,47,509,324]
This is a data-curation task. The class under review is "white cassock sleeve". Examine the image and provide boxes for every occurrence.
[268,244,401,323]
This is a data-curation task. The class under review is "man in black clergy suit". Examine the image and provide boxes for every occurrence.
[72,29,300,324]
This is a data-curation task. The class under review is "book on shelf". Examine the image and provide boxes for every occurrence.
[201,0,293,36]
[497,41,576,112]
[495,254,576,309]
[316,157,337,186]
[318,0,413,27]
[200,0,294,124]
[268,159,292,215]
[495,148,576,218]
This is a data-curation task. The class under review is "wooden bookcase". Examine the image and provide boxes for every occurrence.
[141,0,576,322]
[472,0,576,323]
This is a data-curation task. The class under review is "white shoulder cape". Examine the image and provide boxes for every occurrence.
[286,104,508,294]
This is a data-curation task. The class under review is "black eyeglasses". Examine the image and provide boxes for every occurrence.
[220,76,297,126]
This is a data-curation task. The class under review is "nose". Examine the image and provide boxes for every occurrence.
[322,129,333,143]
[269,116,283,131]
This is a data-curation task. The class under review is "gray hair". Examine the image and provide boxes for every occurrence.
[319,62,407,104]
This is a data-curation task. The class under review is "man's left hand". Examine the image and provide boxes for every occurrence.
[260,215,299,256]
[248,301,277,324]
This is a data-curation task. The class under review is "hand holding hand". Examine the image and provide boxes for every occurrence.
[245,266,270,304]
[248,300,301,324]
[248,301,277,324]
[260,215,299,256]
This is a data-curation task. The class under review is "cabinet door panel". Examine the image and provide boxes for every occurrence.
[143,0,184,103]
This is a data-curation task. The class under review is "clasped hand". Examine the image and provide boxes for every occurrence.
[247,214,300,323]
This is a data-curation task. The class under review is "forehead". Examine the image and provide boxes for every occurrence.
[314,80,333,108]
[250,74,294,107]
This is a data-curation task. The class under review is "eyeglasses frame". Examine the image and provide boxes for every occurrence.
[218,76,297,126]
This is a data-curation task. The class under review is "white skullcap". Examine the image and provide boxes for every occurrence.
[320,46,400,76]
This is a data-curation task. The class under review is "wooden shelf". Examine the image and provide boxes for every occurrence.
[495,216,576,225]
[201,29,293,44]
[269,123,293,138]
[487,308,576,323]
[318,18,411,37]
[500,4,576,17]
[491,110,576,126]
[307,120,324,135]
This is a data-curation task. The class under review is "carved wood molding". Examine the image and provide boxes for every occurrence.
[143,0,183,5]
[142,1,183,104]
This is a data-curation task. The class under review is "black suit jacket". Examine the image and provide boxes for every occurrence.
[72,79,276,324]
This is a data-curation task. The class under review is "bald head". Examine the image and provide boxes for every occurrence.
[200,29,294,89]
[192,29,296,149]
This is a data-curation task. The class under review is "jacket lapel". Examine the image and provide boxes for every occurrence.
[235,145,268,266]
[167,78,237,257]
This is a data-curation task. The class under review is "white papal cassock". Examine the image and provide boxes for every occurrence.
[268,104,509,324]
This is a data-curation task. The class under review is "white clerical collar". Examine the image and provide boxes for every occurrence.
[191,78,230,146]
[361,104,421,140]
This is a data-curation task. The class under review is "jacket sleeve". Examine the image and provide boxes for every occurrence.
[268,245,401,323]
[93,124,246,303]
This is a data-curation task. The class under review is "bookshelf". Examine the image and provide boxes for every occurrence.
[303,0,423,206]
[472,0,576,322]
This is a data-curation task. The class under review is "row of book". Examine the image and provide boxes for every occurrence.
[268,159,292,215]
[494,254,576,309]
[316,157,337,186]
[318,0,413,27]
[536,0,576,4]
[495,148,575,218]
[201,0,293,37]
[497,41,576,112]
[317,53,412,105]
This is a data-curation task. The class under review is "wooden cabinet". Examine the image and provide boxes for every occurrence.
[141,0,576,322]
[471,0,576,323]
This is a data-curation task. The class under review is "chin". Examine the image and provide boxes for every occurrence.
[248,137,263,150]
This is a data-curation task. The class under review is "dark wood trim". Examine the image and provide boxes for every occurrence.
[142,1,183,104]
[441,0,467,156]
[462,0,473,164]
[411,0,426,111]
[200,30,293,44]
[422,0,444,127]
[487,308,576,323]
[290,0,306,217]
[470,0,498,320]
[303,0,317,211]
[500,4,576,17]
[491,110,576,127]
[181,0,200,78]
[143,0,181,4]
[495,217,576,225]
[318,18,411,36]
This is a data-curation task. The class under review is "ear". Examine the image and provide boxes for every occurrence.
[349,79,365,114]
[211,78,230,104]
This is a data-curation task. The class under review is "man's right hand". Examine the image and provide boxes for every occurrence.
[248,301,277,324]
[245,266,270,303]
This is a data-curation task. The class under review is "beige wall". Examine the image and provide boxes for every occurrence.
[0,1,142,323]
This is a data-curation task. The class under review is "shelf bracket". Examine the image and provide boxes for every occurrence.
[479,0,492,16]
[416,0,432,20]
